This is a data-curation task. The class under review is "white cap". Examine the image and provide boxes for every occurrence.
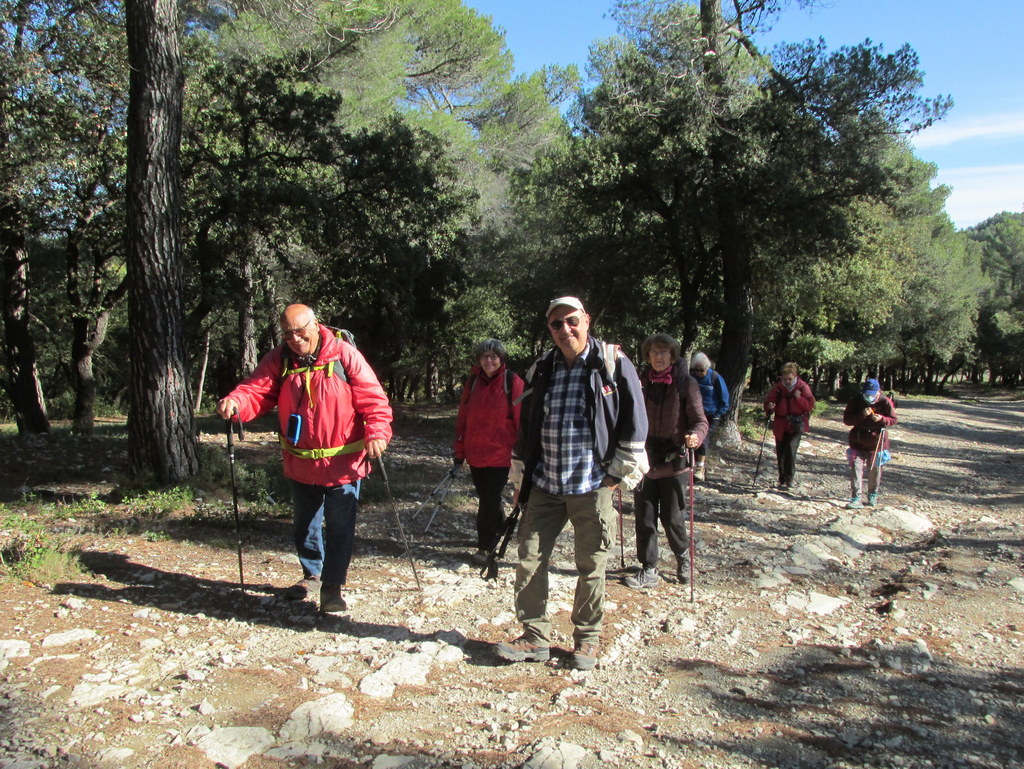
[546,296,586,316]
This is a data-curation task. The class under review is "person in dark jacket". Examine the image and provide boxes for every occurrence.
[624,334,708,588]
[842,378,898,508]
[495,296,648,671]
[688,351,729,481]
[453,339,524,564]
[763,362,815,490]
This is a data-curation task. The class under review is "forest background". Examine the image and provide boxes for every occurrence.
[1,0,1022,484]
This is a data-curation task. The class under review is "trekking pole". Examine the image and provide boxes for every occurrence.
[374,456,422,591]
[410,465,460,533]
[868,427,886,493]
[869,427,885,471]
[615,488,625,570]
[481,503,522,580]
[687,447,696,603]
[751,417,771,491]
[225,411,246,591]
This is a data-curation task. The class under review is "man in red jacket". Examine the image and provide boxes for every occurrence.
[217,304,393,613]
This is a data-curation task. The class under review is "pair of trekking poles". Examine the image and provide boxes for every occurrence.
[751,417,887,492]
[223,413,422,593]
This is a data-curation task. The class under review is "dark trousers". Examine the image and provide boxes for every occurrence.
[775,432,802,485]
[470,466,509,551]
[290,480,360,584]
[695,416,721,461]
[633,474,689,568]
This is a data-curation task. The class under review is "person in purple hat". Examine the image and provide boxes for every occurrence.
[842,378,898,508]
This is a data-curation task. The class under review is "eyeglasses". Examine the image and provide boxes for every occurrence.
[282,320,313,339]
[690,368,707,375]
[548,315,582,331]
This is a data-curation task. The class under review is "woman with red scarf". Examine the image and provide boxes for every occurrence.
[624,334,708,588]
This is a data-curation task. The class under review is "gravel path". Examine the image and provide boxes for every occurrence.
[1,392,1022,769]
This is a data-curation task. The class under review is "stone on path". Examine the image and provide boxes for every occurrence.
[371,756,420,768]
[41,629,99,648]
[869,508,933,534]
[96,747,135,764]
[196,726,275,769]
[523,740,588,769]
[1,640,31,658]
[69,682,128,707]
[279,693,354,742]
[785,591,849,616]
[830,521,886,548]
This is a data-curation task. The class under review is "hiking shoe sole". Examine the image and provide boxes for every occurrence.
[571,644,599,671]
[495,640,550,662]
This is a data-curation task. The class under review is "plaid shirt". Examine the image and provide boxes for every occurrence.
[532,354,605,495]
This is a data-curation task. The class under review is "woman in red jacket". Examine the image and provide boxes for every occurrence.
[453,339,524,564]
[763,362,815,490]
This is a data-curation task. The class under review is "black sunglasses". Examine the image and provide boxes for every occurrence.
[548,315,582,331]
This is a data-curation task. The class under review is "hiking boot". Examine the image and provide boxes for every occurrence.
[282,575,319,601]
[846,496,863,509]
[571,641,600,671]
[867,492,879,506]
[319,583,347,613]
[495,636,550,663]
[675,558,690,585]
[470,549,488,566]
[693,463,706,482]
[623,566,660,589]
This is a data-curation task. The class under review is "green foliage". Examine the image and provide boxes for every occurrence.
[44,494,108,520]
[508,0,951,401]
[0,508,83,583]
[122,487,193,519]
[969,212,1024,383]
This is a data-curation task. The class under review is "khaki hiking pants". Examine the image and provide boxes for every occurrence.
[513,486,615,647]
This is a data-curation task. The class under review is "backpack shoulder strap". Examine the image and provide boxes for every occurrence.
[599,341,620,382]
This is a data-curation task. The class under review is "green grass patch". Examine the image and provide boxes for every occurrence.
[0,507,85,584]
[43,493,108,520]
[122,487,193,518]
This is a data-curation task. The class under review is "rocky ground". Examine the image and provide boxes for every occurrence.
[1,390,1023,769]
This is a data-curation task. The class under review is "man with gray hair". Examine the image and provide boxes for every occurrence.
[217,303,392,613]
[495,296,648,670]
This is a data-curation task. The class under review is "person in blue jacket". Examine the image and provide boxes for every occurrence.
[688,352,729,481]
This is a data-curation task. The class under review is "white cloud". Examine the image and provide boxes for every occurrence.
[935,164,1024,229]
[913,113,1024,149]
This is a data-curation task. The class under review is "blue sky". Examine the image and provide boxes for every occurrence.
[464,0,1023,229]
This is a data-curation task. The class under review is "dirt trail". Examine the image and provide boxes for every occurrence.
[1,391,1022,769]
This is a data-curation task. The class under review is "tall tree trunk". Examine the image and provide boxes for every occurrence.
[699,0,753,447]
[70,311,112,435]
[125,0,198,483]
[239,253,258,375]
[0,200,50,435]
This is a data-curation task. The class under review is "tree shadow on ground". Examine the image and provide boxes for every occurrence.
[659,642,1024,768]
[58,551,472,645]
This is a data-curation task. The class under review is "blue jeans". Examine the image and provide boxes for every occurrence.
[290,480,360,585]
